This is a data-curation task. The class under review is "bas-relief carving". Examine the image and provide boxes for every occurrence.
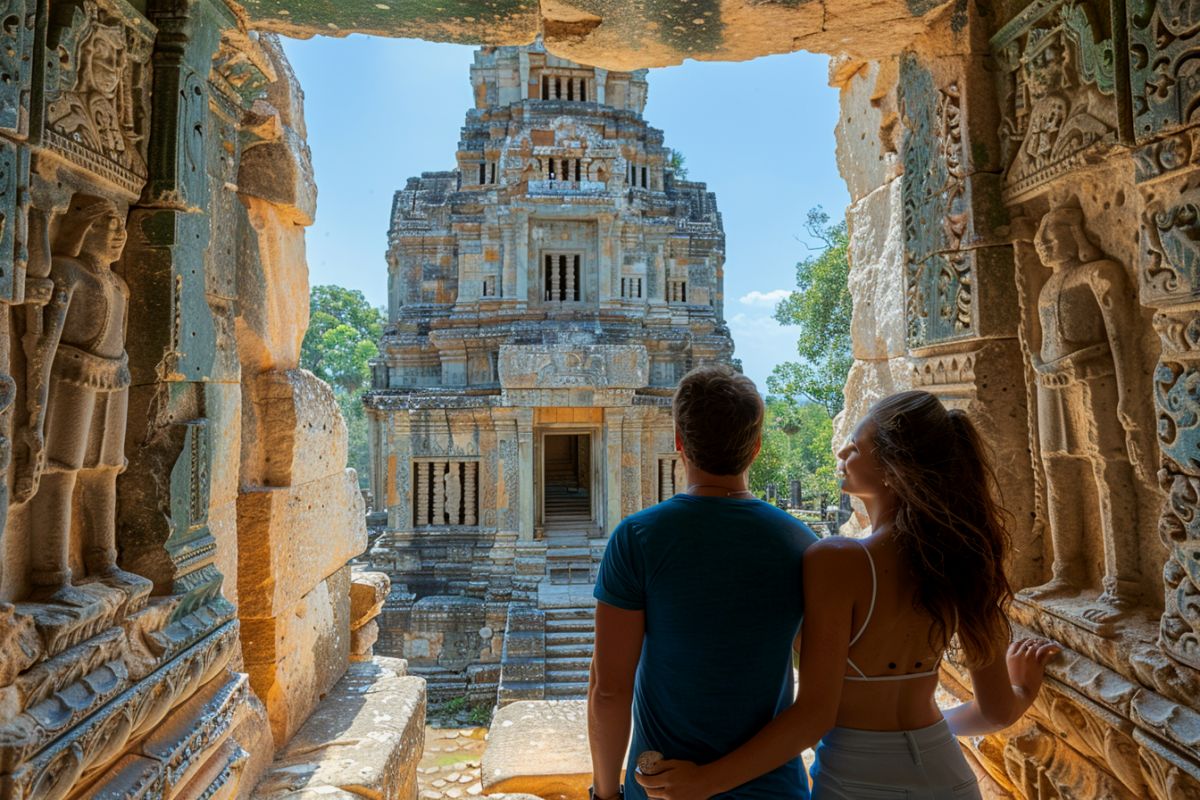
[991,0,1122,204]
[899,56,972,349]
[498,344,649,389]
[13,196,150,608]
[1152,309,1200,668]
[40,0,155,198]
[1019,206,1150,631]
[1128,0,1200,142]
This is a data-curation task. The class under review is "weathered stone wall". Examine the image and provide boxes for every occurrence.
[833,1,1200,795]
[0,3,376,798]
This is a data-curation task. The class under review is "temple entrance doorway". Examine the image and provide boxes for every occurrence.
[542,434,592,527]
[538,431,599,586]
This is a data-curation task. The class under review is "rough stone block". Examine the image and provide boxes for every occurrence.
[238,132,316,226]
[242,369,349,488]
[236,197,310,374]
[237,470,366,619]
[350,571,390,630]
[349,620,378,660]
[834,59,900,203]
[242,567,352,747]
[251,657,425,800]
[482,700,591,799]
[846,179,906,361]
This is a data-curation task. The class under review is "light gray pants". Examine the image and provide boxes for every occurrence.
[809,721,982,799]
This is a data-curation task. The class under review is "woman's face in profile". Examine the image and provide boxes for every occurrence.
[836,418,888,499]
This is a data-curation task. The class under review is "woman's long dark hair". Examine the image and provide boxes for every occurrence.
[867,390,1013,667]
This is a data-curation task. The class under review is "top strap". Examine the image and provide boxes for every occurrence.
[847,539,877,648]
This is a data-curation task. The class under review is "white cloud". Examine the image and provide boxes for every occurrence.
[738,288,791,307]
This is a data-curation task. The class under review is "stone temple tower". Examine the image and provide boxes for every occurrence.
[363,41,733,704]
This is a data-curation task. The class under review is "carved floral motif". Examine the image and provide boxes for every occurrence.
[1142,189,1200,302]
[1129,0,1200,142]
[900,57,972,348]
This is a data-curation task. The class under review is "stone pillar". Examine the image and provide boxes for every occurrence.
[416,460,430,526]
[603,409,624,535]
[514,210,530,306]
[517,418,535,541]
[465,461,479,526]
[432,460,447,526]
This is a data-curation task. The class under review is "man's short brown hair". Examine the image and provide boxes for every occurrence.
[673,365,764,476]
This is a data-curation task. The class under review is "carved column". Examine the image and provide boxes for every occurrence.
[432,459,446,526]
[551,255,561,301]
[464,461,478,526]
[564,255,575,302]
[445,461,462,525]
[416,460,430,526]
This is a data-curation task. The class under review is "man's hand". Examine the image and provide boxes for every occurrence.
[634,759,712,800]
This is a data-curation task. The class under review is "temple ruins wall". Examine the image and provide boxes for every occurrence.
[0,3,388,798]
[832,1,1200,795]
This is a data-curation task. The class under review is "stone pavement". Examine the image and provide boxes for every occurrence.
[417,727,489,800]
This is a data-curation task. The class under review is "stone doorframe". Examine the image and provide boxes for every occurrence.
[534,425,602,536]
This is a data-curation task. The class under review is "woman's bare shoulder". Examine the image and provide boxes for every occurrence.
[804,536,867,571]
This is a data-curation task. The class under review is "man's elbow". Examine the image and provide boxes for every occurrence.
[588,667,633,706]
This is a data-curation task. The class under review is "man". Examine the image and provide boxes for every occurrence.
[588,365,819,799]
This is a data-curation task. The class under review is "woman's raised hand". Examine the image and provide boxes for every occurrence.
[1006,637,1061,696]
[633,759,712,800]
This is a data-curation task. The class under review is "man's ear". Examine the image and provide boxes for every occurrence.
[674,428,684,454]
[753,435,762,459]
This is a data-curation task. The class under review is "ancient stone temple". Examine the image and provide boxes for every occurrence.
[362,42,732,704]
[0,0,1195,798]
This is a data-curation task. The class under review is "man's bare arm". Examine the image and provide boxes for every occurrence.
[588,602,645,798]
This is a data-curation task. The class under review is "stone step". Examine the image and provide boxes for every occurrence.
[546,639,593,655]
[546,630,594,647]
[546,656,592,673]
[545,607,595,621]
[254,658,424,800]
[543,681,589,698]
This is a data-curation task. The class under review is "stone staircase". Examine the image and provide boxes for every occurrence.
[543,606,595,699]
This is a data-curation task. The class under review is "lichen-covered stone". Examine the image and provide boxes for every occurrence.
[481,700,591,798]
[252,657,425,800]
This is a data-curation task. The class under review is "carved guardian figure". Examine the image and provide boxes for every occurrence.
[1023,206,1146,624]
[18,197,150,606]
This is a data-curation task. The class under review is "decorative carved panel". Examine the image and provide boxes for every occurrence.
[1129,0,1200,142]
[991,0,1124,203]
[0,0,36,137]
[38,0,155,197]
[1141,187,1200,302]
[1153,310,1200,669]
[899,55,974,348]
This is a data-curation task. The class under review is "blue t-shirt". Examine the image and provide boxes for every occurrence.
[594,494,818,799]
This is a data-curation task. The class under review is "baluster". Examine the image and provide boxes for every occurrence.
[432,460,446,525]
[465,462,478,526]
[416,461,430,526]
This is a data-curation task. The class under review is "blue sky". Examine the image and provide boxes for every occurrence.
[280,36,848,391]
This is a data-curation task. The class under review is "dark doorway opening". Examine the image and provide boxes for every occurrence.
[543,434,592,526]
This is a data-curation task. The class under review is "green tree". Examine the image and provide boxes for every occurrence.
[749,399,840,512]
[300,286,385,488]
[667,148,688,180]
[766,207,852,419]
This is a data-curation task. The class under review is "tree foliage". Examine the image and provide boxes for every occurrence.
[766,207,852,419]
[667,148,688,180]
[302,285,385,394]
[748,399,840,510]
[300,285,385,488]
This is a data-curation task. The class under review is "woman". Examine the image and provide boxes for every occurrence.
[635,391,1060,799]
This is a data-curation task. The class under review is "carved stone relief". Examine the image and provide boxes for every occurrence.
[991,0,1123,203]
[899,55,973,348]
[13,195,150,608]
[1129,0,1200,142]
[1018,205,1149,631]
[1153,308,1200,668]
[39,0,155,197]
[1142,186,1200,303]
